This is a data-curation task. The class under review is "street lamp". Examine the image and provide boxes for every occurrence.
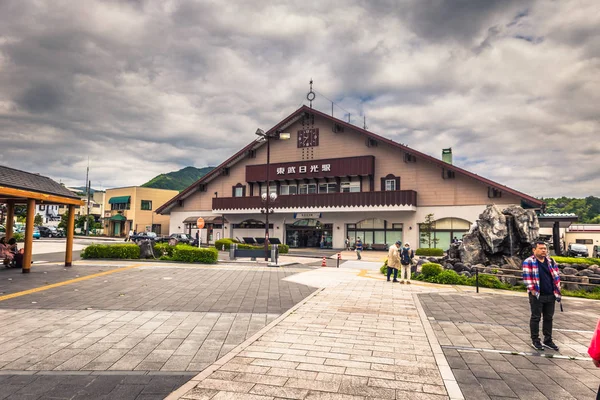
[255,128,290,261]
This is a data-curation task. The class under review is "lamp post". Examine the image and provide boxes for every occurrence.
[255,128,290,261]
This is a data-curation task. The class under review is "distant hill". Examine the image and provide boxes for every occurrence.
[142,166,215,191]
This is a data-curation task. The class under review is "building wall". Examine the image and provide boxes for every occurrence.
[172,114,521,214]
[104,187,178,236]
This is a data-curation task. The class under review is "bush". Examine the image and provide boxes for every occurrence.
[171,245,218,264]
[227,243,289,254]
[415,248,444,256]
[82,244,140,259]
[421,263,443,278]
[214,238,237,251]
[553,256,600,266]
[153,242,174,257]
[12,232,24,242]
[466,274,510,289]
[428,270,468,285]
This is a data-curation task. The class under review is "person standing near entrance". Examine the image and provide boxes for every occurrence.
[345,236,351,251]
[399,243,414,284]
[523,241,561,351]
[387,241,401,282]
[355,238,363,260]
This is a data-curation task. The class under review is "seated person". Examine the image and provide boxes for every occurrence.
[0,237,14,266]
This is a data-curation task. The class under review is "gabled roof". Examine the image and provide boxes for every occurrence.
[0,165,81,200]
[157,105,543,213]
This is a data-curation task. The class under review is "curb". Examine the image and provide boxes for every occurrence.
[413,293,465,400]
[164,287,325,400]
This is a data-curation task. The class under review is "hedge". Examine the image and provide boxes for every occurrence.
[421,263,443,278]
[82,244,140,259]
[552,256,600,266]
[154,243,175,257]
[214,238,238,251]
[415,248,444,256]
[172,245,218,263]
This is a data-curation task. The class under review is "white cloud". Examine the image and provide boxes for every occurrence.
[0,0,597,198]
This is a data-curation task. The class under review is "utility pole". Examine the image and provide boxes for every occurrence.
[84,157,89,235]
[86,180,91,236]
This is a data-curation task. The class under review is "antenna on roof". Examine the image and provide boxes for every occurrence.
[363,116,367,130]
[307,79,315,108]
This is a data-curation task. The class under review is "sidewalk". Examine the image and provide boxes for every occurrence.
[167,268,463,400]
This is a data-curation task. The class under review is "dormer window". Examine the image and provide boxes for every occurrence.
[442,169,455,179]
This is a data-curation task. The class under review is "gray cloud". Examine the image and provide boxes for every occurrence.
[0,0,598,198]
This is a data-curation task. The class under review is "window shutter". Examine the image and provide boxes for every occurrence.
[395,177,400,191]
[380,177,386,191]
[232,186,236,197]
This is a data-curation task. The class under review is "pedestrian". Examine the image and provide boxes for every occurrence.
[355,238,363,260]
[127,228,134,242]
[387,240,401,282]
[345,236,351,251]
[0,237,14,267]
[400,242,414,284]
[588,318,600,399]
[523,241,561,351]
[320,235,324,249]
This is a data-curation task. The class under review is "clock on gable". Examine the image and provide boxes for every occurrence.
[297,128,319,148]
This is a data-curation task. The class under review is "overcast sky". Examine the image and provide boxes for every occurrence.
[0,0,598,198]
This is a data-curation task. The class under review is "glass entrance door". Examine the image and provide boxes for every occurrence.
[285,220,332,248]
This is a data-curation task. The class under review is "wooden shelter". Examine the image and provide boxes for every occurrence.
[0,165,83,272]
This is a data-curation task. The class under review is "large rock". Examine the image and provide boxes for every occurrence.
[477,205,507,254]
[562,267,578,276]
[139,240,155,259]
[502,205,539,244]
[460,230,487,265]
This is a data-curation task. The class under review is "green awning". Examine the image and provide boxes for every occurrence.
[110,214,127,221]
[109,196,131,204]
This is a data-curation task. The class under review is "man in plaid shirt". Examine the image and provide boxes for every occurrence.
[523,241,561,351]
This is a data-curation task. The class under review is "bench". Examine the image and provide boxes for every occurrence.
[370,244,389,251]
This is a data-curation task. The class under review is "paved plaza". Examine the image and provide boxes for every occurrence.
[0,255,599,399]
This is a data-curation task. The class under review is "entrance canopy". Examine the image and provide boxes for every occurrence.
[182,216,227,224]
[0,165,83,272]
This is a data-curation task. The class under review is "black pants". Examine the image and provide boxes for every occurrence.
[387,267,398,281]
[529,293,556,341]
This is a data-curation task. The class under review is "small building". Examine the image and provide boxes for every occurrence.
[156,106,543,249]
[103,187,178,237]
[565,224,600,256]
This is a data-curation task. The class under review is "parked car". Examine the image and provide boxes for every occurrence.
[157,233,191,245]
[38,226,63,238]
[567,243,589,258]
[33,228,40,239]
[131,232,158,243]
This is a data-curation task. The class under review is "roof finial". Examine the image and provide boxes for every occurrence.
[307,79,315,108]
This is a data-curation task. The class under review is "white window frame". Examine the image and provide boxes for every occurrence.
[385,179,396,191]
[234,187,244,197]
[318,183,337,193]
[260,185,277,195]
[299,183,317,194]
[341,181,360,193]
[280,185,298,195]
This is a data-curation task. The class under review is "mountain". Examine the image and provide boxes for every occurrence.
[142,166,215,191]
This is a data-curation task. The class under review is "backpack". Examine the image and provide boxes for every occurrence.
[401,248,413,265]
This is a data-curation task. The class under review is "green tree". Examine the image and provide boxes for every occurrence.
[58,211,70,231]
[420,213,440,248]
[34,214,43,226]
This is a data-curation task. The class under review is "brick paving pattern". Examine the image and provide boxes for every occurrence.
[0,262,317,399]
[419,292,600,400]
[172,276,458,400]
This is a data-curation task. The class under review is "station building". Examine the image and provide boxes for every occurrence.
[156,106,543,250]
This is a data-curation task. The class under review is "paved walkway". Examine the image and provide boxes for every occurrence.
[168,267,463,400]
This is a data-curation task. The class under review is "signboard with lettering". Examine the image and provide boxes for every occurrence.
[245,155,374,182]
[294,213,322,219]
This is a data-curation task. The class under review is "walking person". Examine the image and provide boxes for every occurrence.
[127,229,134,242]
[355,238,363,260]
[523,241,561,351]
[345,236,351,251]
[400,242,414,284]
[387,241,401,282]
[588,318,600,399]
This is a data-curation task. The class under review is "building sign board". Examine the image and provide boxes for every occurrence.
[294,212,322,219]
[246,155,374,182]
